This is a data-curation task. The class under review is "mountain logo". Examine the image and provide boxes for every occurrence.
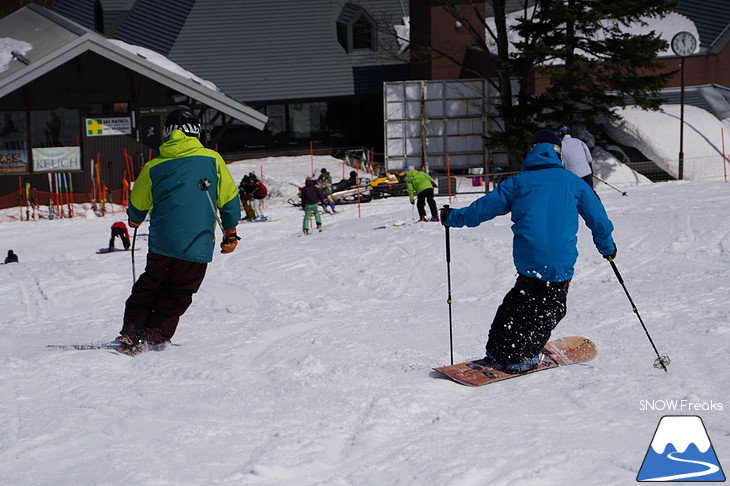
[637,415,725,482]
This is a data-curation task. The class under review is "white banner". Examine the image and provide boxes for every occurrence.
[85,117,132,136]
[32,146,82,172]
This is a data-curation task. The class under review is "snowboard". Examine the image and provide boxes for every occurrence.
[96,248,141,254]
[433,336,597,387]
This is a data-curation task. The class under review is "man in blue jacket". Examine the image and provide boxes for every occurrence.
[441,129,616,373]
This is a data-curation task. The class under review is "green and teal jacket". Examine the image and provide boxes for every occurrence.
[128,130,240,263]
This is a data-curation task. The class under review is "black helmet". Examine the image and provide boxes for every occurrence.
[557,125,571,137]
[164,107,201,138]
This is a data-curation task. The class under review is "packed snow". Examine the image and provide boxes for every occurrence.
[0,37,33,72]
[1,106,729,485]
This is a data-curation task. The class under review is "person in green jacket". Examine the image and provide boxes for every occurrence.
[405,164,439,222]
[116,107,241,354]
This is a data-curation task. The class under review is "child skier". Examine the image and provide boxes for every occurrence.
[109,221,131,251]
[300,177,323,235]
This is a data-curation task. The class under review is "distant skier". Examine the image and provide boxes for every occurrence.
[300,177,323,235]
[116,107,240,355]
[4,249,18,264]
[405,165,439,222]
[441,129,616,373]
[108,221,131,251]
[249,172,268,221]
[558,125,594,188]
[238,175,257,221]
[317,168,336,213]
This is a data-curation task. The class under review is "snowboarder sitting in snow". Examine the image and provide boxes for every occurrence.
[117,107,241,355]
[108,221,131,251]
[441,129,616,373]
[405,165,439,222]
[4,249,18,264]
[300,176,323,235]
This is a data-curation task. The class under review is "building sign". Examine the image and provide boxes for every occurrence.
[0,149,28,173]
[85,117,132,136]
[32,146,81,172]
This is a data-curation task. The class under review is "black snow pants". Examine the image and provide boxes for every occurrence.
[416,187,438,220]
[109,227,130,249]
[121,252,207,344]
[485,274,570,363]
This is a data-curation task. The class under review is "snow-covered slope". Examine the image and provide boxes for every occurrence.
[0,153,728,485]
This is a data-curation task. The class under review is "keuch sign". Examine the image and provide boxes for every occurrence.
[32,147,81,172]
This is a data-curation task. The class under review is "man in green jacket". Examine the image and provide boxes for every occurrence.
[116,107,241,354]
[405,164,439,222]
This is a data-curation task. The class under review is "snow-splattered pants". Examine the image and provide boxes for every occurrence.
[485,274,569,364]
[121,252,207,344]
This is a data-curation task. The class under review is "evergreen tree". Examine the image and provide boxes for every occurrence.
[438,0,675,171]
[514,0,675,136]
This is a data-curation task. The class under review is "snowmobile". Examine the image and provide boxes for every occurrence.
[369,172,407,199]
[287,177,372,208]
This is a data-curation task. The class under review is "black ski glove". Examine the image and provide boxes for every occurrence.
[603,243,617,260]
[439,206,452,227]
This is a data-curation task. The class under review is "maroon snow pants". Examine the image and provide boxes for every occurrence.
[121,252,207,344]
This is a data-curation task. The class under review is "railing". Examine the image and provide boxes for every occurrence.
[2,154,728,220]
[0,188,127,221]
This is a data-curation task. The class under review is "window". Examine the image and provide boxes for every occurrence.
[0,111,28,174]
[337,3,377,53]
[353,17,373,50]
[288,102,327,142]
[30,109,80,148]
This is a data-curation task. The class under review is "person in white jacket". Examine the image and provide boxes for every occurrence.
[558,125,593,188]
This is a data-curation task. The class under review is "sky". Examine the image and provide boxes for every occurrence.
[0,105,728,485]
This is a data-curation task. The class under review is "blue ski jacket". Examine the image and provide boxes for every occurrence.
[445,143,615,282]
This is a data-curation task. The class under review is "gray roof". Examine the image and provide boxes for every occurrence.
[0,4,267,130]
[661,84,730,119]
[674,0,730,53]
[56,0,410,104]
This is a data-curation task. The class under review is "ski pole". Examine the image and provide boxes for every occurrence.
[131,226,137,283]
[593,175,627,196]
[607,257,670,372]
[197,178,225,234]
[443,205,454,365]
